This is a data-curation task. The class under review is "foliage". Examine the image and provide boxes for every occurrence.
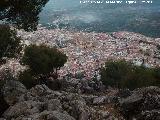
[153,67,160,84]
[0,0,49,31]
[18,70,38,89]
[21,44,67,75]
[19,44,67,88]
[100,60,131,87]
[100,60,160,89]
[0,25,22,65]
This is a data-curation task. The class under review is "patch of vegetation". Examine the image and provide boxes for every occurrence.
[19,44,67,88]
[0,25,22,65]
[0,0,49,31]
[100,60,160,89]
[18,70,38,89]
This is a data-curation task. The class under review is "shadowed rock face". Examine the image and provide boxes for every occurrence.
[2,80,27,106]
[0,92,9,117]
[0,84,121,120]
[1,85,88,120]
[119,86,160,119]
[1,79,160,120]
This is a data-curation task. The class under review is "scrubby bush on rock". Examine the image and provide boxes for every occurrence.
[21,44,67,76]
[18,70,38,89]
[100,60,160,89]
[19,44,67,88]
[100,60,131,88]
[0,25,22,65]
[154,67,160,80]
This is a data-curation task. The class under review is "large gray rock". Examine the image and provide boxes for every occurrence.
[3,100,42,119]
[93,96,106,105]
[60,93,90,120]
[2,84,92,120]
[81,94,97,105]
[93,95,116,105]
[0,118,6,120]
[30,111,75,120]
[1,84,125,120]
[3,110,75,120]
[119,92,143,112]
[2,80,27,105]
[119,86,160,119]
[61,78,82,93]
[96,110,120,120]
[46,99,62,111]
[29,84,53,97]
[137,110,160,120]
[61,77,105,94]
[70,100,89,120]
[18,84,56,102]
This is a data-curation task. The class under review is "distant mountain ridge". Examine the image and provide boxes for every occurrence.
[39,0,160,37]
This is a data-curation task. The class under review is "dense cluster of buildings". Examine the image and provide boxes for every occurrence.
[17,27,160,79]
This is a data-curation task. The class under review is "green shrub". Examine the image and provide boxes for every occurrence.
[0,0,49,31]
[100,60,160,89]
[21,44,67,76]
[100,60,132,88]
[19,44,67,88]
[18,70,38,89]
[0,25,22,65]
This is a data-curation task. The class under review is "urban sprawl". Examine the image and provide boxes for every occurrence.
[6,27,160,79]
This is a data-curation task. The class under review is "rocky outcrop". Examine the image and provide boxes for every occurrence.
[60,77,105,94]
[29,111,76,120]
[0,70,22,116]
[1,84,121,120]
[1,85,79,120]
[0,92,9,117]
[3,100,42,119]
[2,80,27,105]
[2,80,160,120]
[119,86,160,119]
